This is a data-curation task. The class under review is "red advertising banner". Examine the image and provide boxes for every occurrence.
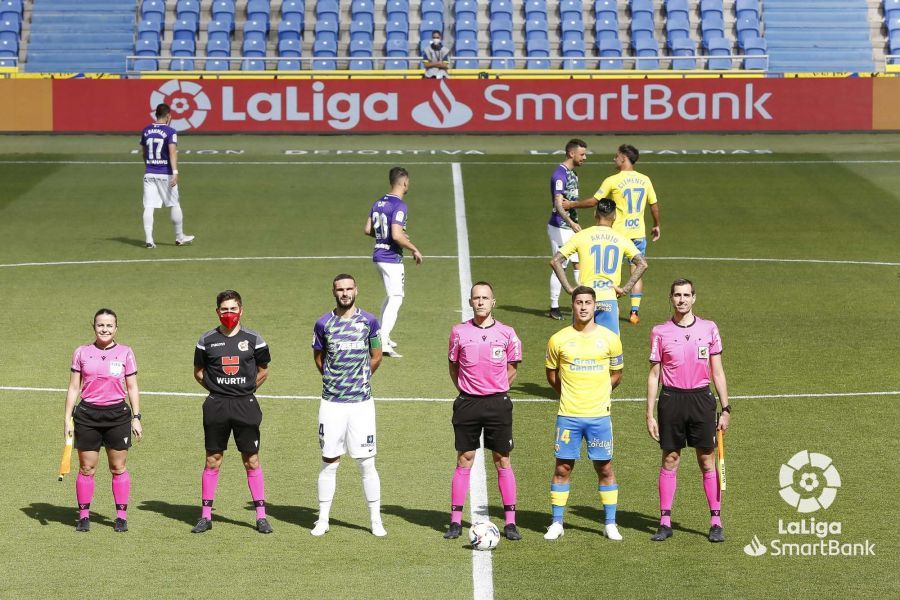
[51,77,873,133]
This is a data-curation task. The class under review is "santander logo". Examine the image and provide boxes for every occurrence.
[149,80,211,131]
[411,80,473,129]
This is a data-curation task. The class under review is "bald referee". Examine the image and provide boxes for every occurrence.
[646,279,731,543]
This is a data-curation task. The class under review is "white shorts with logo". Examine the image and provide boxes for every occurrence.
[375,261,405,297]
[318,398,377,459]
[143,173,180,208]
[547,224,580,265]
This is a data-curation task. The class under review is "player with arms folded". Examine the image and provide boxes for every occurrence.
[191,290,272,534]
[544,287,625,541]
[444,282,523,541]
[364,167,424,358]
[311,274,386,537]
[563,144,659,324]
[139,103,193,249]
[550,199,648,336]
[646,279,731,543]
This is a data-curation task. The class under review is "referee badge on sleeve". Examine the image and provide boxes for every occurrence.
[698,346,710,359]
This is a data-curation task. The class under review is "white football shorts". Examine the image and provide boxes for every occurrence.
[547,224,580,265]
[318,399,377,459]
[142,174,180,208]
[375,261,405,297]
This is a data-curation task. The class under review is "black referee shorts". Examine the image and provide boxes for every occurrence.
[451,392,514,454]
[657,386,717,450]
[73,401,133,451]
[202,394,263,454]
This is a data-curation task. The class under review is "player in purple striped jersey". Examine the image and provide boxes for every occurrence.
[547,139,587,321]
[140,103,193,249]
[311,274,386,537]
[364,167,424,358]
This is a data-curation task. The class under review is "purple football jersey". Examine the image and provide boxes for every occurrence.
[548,163,580,229]
[369,193,408,264]
[140,122,178,175]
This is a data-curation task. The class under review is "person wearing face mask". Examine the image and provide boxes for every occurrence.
[64,308,142,533]
[139,102,194,249]
[191,290,273,534]
[422,30,450,79]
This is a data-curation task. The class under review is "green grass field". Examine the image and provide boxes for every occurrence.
[1,134,898,599]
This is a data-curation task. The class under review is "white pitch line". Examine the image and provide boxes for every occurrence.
[4,159,900,166]
[1,255,897,270]
[452,162,494,600]
[1,386,898,402]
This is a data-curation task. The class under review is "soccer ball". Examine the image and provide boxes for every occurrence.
[468,521,501,551]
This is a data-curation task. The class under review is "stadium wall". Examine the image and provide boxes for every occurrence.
[1,77,897,133]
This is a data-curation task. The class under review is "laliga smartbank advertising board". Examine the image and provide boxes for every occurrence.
[36,77,886,133]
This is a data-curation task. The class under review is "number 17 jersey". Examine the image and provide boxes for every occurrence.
[369,193,408,264]
[140,122,177,176]
[593,170,658,240]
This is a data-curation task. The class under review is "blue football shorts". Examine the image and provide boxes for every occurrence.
[554,415,614,461]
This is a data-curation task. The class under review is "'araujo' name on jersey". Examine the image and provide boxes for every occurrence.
[313,308,381,403]
[140,122,177,175]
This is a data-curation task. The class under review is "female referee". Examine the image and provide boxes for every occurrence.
[63,309,142,532]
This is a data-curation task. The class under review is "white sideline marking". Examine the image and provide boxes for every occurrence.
[452,162,494,600]
[4,159,900,166]
[1,255,897,269]
[2,386,898,403]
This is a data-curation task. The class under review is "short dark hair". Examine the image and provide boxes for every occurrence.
[670,278,695,296]
[565,138,587,154]
[389,167,409,186]
[571,286,596,301]
[470,281,494,297]
[216,290,242,308]
[595,198,616,218]
[155,103,171,120]
[618,144,639,164]
[94,308,117,325]
[431,30,442,37]
[333,273,356,287]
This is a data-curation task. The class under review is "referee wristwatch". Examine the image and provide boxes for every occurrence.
[132,413,142,421]
[721,405,732,414]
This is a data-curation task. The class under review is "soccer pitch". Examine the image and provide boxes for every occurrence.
[1,133,898,599]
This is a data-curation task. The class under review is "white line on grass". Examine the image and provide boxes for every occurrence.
[452,162,494,600]
[4,159,900,166]
[2,255,897,269]
[1,386,898,402]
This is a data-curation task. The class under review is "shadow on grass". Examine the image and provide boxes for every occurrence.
[21,502,114,528]
[262,503,369,533]
[511,381,554,398]
[498,304,558,319]
[382,504,447,533]
[569,505,708,538]
[106,236,150,248]
[137,500,255,530]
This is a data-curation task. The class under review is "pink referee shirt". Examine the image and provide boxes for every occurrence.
[649,317,722,390]
[71,343,137,406]
[449,319,522,396]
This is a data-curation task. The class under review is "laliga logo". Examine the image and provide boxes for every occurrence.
[778,450,841,513]
[411,80,473,129]
[149,80,211,131]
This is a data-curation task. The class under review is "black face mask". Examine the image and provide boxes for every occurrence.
[431,39,442,50]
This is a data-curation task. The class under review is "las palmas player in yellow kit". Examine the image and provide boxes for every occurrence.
[550,199,648,336]
[564,144,660,324]
[544,286,625,541]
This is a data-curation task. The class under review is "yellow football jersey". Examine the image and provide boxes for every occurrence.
[545,325,624,418]
[558,226,640,301]
[593,170,658,240]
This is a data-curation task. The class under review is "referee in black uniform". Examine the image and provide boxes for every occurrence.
[191,290,273,534]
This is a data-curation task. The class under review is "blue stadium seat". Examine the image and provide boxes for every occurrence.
[283,0,303,17]
[386,37,408,57]
[174,19,198,42]
[706,36,732,69]
[526,38,550,68]
[701,14,725,48]
[489,18,513,43]
[353,0,375,18]
[351,38,373,56]
[212,0,236,23]
[171,38,196,55]
[665,0,689,15]
[889,15,900,33]
[134,58,158,71]
[526,16,549,42]
[490,0,513,20]
[244,19,267,44]
[317,0,339,19]
[207,57,230,70]
[562,37,585,69]
[242,37,265,57]
[669,37,696,69]
[456,28,477,46]
[386,18,409,43]
[456,16,477,36]
[177,0,201,21]
[0,0,22,16]
[525,0,547,20]
[634,38,660,69]
[595,16,617,42]
[700,0,723,20]
[278,38,301,57]
[241,58,266,70]
[246,0,270,17]
[387,0,410,22]
[208,20,233,40]
[141,0,164,21]
[278,59,301,70]
[351,16,374,42]
[421,0,443,13]
[890,29,900,52]
[135,38,159,57]
[419,18,444,37]
[631,0,654,19]
[666,13,690,45]
[735,0,758,21]
[561,18,584,44]
[456,0,477,15]
[597,38,623,69]
[170,58,195,71]
[742,35,766,70]
[455,36,477,56]
[559,0,582,21]
[491,38,515,69]
[315,18,339,44]
[138,18,162,40]
[208,37,230,56]
[278,18,302,42]
[631,13,655,43]
[736,15,760,48]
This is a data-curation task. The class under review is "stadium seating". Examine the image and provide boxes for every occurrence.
[742,35,767,70]
[490,0,514,21]
[630,0,654,20]
[454,36,478,69]
[562,37,586,69]
[706,36,732,70]
[526,0,547,21]
[526,15,549,43]
[595,15,617,43]
[597,38,624,70]
[526,37,551,69]
[670,38,697,69]
[491,38,515,69]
